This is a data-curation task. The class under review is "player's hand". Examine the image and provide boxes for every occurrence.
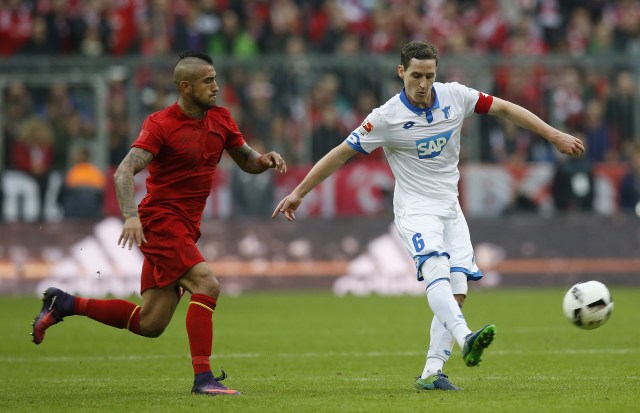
[272,193,302,221]
[118,216,147,250]
[260,151,287,173]
[553,132,585,157]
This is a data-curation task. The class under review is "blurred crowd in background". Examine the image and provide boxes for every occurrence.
[3,0,640,58]
[1,0,640,221]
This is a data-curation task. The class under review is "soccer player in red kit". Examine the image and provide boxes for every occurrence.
[31,51,287,396]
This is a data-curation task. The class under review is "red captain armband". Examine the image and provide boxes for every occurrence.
[474,92,494,114]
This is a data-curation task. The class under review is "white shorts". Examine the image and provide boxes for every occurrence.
[395,202,482,293]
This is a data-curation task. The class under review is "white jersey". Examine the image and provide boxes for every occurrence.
[346,82,483,218]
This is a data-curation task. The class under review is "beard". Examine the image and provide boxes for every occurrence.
[197,99,216,110]
[193,93,216,110]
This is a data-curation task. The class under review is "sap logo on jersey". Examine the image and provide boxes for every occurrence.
[415,131,453,159]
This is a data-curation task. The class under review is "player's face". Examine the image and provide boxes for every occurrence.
[398,58,437,108]
[189,65,219,110]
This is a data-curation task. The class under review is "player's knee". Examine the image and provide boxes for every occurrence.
[183,264,221,298]
[193,272,220,298]
[205,276,221,297]
[420,255,451,290]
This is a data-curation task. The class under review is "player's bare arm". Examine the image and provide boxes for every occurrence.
[228,143,287,174]
[114,147,154,249]
[272,142,357,221]
[488,97,585,157]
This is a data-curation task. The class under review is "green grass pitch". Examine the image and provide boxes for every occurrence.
[1,287,638,413]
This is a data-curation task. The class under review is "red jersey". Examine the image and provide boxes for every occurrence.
[132,103,245,224]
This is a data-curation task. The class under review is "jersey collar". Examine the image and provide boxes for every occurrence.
[400,87,440,123]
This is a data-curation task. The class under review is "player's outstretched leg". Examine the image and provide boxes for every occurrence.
[462,324,496,367]
[191,370,240,396]
[414,370,462,391]
[31,287,75,345]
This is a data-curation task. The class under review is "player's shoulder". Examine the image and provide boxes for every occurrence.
[434,81,470,94]
[435,82,481,107]
[374,93,404,119]
[145,102,179,125]
[380,92,402,108]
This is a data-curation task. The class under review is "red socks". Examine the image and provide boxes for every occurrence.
[73,293,217,376]
[74,298,141,335]
[186,294,217,375]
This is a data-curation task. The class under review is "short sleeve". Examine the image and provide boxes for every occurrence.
[132,116,164,155]
[345,109,387,155]
[451,82,491,117]
[222,111,246,150]
[473,91,493,114]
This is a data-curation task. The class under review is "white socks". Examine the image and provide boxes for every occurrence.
[419,256,472,378]
[426,281,471,348]
[421,315,455,379]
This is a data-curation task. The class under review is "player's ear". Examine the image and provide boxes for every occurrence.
[397,65,404,79]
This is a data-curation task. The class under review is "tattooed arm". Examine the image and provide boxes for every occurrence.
[113,147,154,249]
[228,143,287,174]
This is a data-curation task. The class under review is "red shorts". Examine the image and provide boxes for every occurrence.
[139,215,204,293]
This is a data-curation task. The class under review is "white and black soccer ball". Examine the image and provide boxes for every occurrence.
[562,281,614,330]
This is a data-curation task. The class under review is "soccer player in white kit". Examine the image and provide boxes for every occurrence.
[272,41,585,390]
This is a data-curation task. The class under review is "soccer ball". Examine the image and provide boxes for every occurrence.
[562,281,614,330]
